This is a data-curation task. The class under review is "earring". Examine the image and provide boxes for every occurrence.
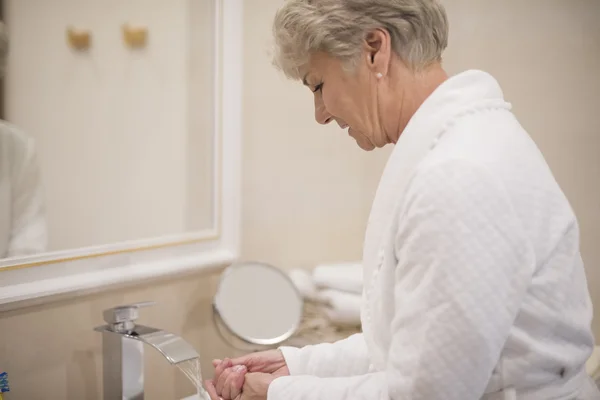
[376,73,383,79]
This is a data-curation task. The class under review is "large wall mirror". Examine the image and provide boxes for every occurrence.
[0,0,242,309]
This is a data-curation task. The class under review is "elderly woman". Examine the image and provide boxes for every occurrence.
[207,0,599,399]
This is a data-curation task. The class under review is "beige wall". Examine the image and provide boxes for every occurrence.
[0,1,599,399]
[241,1,381,269]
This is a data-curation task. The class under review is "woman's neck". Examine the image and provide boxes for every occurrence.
[384,63,448,144]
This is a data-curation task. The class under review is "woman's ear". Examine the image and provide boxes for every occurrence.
[364,28,391,77]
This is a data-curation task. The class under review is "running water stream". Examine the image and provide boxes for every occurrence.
[176,358,211,400]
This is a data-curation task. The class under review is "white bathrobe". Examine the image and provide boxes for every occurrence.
[0,121,47,258]
[268,70,600,399]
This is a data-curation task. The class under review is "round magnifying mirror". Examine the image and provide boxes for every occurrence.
[213,261,304,349]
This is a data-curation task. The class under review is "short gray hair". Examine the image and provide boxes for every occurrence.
[0,22,8,78]
[272,0,449,80]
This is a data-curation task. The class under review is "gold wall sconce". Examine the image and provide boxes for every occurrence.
[67,27,91,51]
[122,24,148,49]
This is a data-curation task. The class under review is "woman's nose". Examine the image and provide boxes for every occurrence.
[314,98,332,125]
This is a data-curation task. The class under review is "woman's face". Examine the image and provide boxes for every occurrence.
[302,30,399,151]
[301,30,447,151]
[303,52,383,151]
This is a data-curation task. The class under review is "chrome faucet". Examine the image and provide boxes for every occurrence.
[94,301,200,400]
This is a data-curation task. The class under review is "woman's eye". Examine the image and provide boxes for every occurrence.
[312,83,323,93]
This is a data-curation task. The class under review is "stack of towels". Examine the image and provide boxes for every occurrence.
[288,261,363,327]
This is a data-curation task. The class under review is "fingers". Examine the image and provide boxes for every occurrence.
[204,380,222,400]
[228,354,254,369]
[231,349,285,374]
[212,359,222,368]
[216,364,233,395]
[213,358,231,387]
[221,365,246,400]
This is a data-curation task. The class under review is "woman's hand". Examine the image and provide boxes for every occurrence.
[207,358,247,400]
[205,372,275,400]
[208,350,289,400]
[239,373,275,400]
[213,349,289,377]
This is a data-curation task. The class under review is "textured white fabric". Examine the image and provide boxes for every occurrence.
[269,70,598,400]
[288,268,320,300]
[0,121,47,258]
[280,333,372,377]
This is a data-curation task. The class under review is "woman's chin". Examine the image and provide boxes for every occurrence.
[349,129,376,151]
[354,138,376,151]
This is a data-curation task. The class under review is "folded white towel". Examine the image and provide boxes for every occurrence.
[317,289,362,327]
[288,268,320,301]
[288,265,363,327]
[312,262,363,294]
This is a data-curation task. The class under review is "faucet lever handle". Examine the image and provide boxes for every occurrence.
[128,301,156,309]
[103,301,156,328]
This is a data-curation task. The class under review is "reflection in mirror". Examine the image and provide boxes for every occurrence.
[213,262,304,349]
[0,1,217,262]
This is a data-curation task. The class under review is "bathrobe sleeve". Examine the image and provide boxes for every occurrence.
[278,333,371,377]
[267,159,535,400]
[8,136,47,257]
